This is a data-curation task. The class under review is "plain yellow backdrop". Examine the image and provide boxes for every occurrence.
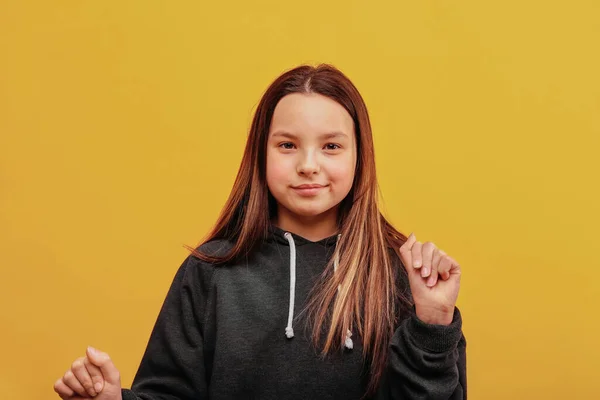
[1,1,599,399]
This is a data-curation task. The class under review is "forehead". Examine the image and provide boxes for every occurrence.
[269,93,354,137]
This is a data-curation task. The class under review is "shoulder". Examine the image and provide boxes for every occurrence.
[177,239,235,290]
[195,238,236,259]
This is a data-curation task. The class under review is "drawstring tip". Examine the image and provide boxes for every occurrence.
[285,327,294,339]
[344,337,354,349]
[344,330,353,349]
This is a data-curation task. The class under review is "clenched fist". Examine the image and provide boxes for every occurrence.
[53,347,122,400]
[400,233,462,326]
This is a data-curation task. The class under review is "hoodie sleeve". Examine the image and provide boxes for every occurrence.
[386,306,467,400]
[121,253,215,400]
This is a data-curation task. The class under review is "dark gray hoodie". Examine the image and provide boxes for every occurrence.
[122,225,466,400]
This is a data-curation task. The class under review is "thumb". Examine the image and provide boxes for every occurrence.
[398,233,416,268]
[86,346,121,385]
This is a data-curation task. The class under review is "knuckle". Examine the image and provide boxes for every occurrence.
[83,356,97,371]
[71,358,84,370]
[79,372,91,385]
[64,370,74,380]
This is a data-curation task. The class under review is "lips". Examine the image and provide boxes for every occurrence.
[293,184,326,189]
[291,184,328,197]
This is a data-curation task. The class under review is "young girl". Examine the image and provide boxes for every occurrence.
[54,64,466,400]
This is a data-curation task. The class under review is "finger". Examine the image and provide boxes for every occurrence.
[399,233,416,271]
[400,232,417,251]
[421,242,436,278]
[434,250,450,280]
[432,248,443,277]
[438,250,452,281]
[437,255,453,282]
[426,248,440,287]
[433,249,449,280]
[411,241,424,271]
[448,256,462,275]
[54,378,75,399]
[72,357,97,397]
[62,369,88,398]
[84,356,105,394]
[86,346,120,384]
[83,357,104,393]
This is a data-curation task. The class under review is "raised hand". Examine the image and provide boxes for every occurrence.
[53,347,122,400]
[399,233,461,326]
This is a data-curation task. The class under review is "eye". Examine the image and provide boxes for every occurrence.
[324,143,341,150]
[279,142,296,150]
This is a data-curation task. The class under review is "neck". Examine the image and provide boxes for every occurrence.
[274,206,339,242]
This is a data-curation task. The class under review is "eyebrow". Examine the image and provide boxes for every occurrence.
[270,131,349,140]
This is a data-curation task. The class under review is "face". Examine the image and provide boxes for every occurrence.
[266,92,357,221]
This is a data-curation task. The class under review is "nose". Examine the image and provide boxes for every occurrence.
[297,150,320,176]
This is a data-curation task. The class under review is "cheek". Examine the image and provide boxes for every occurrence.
[327,158,356,191]
[266,152,290,189]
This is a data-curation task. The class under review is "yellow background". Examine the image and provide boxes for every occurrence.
[1,1,599,399]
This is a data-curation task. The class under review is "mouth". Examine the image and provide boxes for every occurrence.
[291,184,328,197]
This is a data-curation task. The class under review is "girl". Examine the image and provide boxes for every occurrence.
[54,64,466,400]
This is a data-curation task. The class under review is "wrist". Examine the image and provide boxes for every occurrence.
[415,305,454,326]
[407,307,463,353]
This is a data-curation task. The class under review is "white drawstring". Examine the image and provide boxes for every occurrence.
[283,231,352,349]
[284,232,296,339]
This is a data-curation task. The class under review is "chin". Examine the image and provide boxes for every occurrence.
[287,203,335,218]
[292,209,326,218]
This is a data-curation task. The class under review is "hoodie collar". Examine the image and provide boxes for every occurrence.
[267,223,341,247]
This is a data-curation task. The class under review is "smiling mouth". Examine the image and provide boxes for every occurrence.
[293,184,326,189]
[291,184,328,196]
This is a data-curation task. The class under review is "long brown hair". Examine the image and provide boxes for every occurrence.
[186,64,412,396]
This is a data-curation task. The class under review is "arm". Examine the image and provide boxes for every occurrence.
[122,254,215,400]
[386,306,467,400]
